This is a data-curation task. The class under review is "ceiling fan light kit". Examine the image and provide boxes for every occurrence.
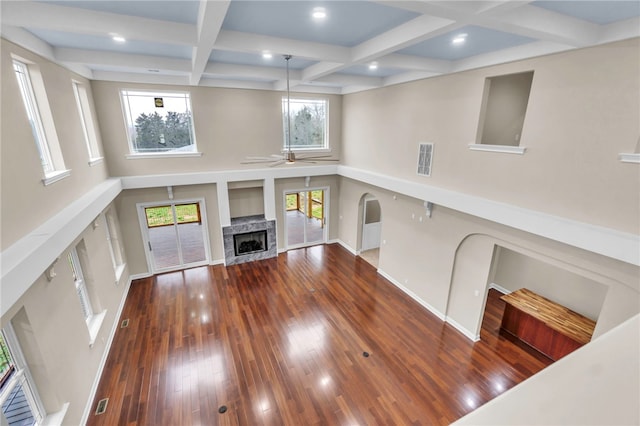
[242,55,339,167]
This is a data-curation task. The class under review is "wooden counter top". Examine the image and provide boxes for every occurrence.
[500,288,595,345]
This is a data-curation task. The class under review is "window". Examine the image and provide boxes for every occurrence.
[1,327,46,425]
[282,98,328,150]
[72,81,102,165]
[121,90,197,156]
[13,59,69,182]
[68,244,105,345]
[471,71,533,155]
[104,209,125,282]
[68,247,93,323]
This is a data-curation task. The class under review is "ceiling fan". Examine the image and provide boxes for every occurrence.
[242,55,339,167]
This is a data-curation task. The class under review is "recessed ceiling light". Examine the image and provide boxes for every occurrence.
[262,51,273,60]
[368,62,378,71]
[452,33,468,45]
[112,35,126,43]
[312,7,326,19]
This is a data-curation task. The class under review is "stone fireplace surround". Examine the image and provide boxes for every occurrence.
[222,215,276,265]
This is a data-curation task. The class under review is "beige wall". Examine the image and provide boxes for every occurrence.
[0,204,129,425]
[91,81,342,177]
[341,39,640,234]
[493,246,608,320]
[115,184,222,275]
[337,177,639,340]
[229,187,264,218]
[1,40,109,249]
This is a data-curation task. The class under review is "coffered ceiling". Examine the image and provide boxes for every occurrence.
[1,1,638,94]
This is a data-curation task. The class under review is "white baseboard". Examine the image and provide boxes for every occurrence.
[81,274,134,425]
[445,316,481,342]
[488,282,511,295]
[377,268,446,321]
[129,272,152,281]
[336,239,358,256]
[210,258,225,266]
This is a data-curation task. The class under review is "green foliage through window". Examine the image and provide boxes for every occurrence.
[121,90,196,154]
[282,99,328,150]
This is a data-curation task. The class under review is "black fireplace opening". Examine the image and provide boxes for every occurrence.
[233,230,267,256]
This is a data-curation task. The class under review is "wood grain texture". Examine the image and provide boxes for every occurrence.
[87,244,551,426]
[500,288,595,344]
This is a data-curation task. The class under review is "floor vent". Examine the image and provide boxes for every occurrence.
[95,398,109,415]
[121,319,129,328]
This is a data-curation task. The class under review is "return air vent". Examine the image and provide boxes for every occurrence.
[95,398,109,415]
[417,143,433,177]
[121,319,129,328]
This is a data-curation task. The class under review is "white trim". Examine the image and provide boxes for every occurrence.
[129,272,153,281]
[468,144,526,154]
[377,268,446,321]
[488,282,511,295]
[87,310,107,347]
[209,258,225,266]
[43,402,69,426]
[114,264,126,284]
[336,240,357,255]
[42,169,71,186]
[618,153,640,163]
[81,274,132,426]
[1,179,122,316]
[88,157,104,167]
[337,165,639,266]
[445,315,481,342]
[125,152,203,160]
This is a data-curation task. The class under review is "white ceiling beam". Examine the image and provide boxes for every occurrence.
[1,1,196,45]
[484,4,601,47]
[199,78,275,91]
[315,73,383,87]
[190,0,230,85]
[301,61,348,82]
[376,53,452,73]
[214,30,350,63]
[451,40,575,73]
[92,70,191,86]
[599,17,640,44]
[382,70,443,87]
[204,63,298,82]
[1,25,56,62]
[351,14,460,63]
[54,48,192,73]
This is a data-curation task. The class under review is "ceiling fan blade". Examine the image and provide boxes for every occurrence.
[241,159,277,164]
[244,156,277,160]
[300,158,339,162]
[296,154,333,159]
[268,159,287,167]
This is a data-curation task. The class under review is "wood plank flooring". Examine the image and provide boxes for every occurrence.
[88,244,552,426]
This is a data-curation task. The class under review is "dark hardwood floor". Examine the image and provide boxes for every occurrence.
[88,244,552,426]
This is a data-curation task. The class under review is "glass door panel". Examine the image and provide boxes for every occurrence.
[285,189,326,248]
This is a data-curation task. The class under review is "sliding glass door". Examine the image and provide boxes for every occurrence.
[138,200,210,273]
[285,189,327,249]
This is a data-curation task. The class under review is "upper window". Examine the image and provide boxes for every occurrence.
[121,90,197,155]
[13,59,68,182]
[471,71,533,155]
[282,98,328,151]
[72,81,102,164]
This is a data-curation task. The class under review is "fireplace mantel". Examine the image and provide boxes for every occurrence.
[222,215,277,265]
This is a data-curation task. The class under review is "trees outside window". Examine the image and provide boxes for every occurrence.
[282,99,328,150]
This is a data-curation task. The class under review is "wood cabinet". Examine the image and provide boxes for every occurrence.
[500,288,596,361]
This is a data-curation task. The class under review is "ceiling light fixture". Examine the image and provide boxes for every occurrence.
[368,62,378,71]
[312,7,326,19]
[262,51,273,60]
[452,33,468,45]
[112,35,126,43]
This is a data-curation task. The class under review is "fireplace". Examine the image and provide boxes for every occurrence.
[222,215,277,265]
[234,230,267,256]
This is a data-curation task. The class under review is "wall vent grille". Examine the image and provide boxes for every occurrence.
[121,319,129,328]
[417,143,433,177]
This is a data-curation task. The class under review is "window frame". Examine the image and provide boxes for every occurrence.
[68,246,106,346]
[103,210,126,283]
[120,89,200,158]
[12,58,70,184]
[0,326,46,425]
[282,97,329,152]
[72,80,103,166]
